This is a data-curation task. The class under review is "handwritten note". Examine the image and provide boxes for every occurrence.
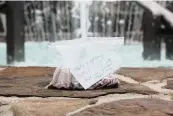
[54,37,123,89]
[70,53,116,89]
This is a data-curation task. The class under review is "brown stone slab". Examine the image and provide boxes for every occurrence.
[11,99,88,116]
[2,66,173,82]
[0,67,55,78]
[164,79,173,90]
[0,67,157,98]
[118,67,173,82]
[171,94,173,100]
[73,98,173,116]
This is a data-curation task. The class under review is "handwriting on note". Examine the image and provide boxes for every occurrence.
[71,54,115,89]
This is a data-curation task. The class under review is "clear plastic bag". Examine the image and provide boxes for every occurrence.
[47,37,123,90]
[46,67,119,90]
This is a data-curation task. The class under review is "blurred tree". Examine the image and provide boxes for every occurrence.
[6,1,25,64]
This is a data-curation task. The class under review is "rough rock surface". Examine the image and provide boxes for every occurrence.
[164,79,173,90]
[0,67,55,78]
[118,67,173,82]
[0,67,173,116]
[11,99,88,116]
[0,67,157,98]
[72,98,173,116]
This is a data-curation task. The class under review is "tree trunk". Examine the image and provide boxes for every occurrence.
[6,1,25,64]
[142,10,161,60]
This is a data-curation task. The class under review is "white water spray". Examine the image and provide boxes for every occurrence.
[80,1,92,38]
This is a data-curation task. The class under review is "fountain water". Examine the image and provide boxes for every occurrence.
[80,1,92,38]
[0,1,173,67]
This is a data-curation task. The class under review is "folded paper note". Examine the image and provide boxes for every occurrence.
[54,37,123,89]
